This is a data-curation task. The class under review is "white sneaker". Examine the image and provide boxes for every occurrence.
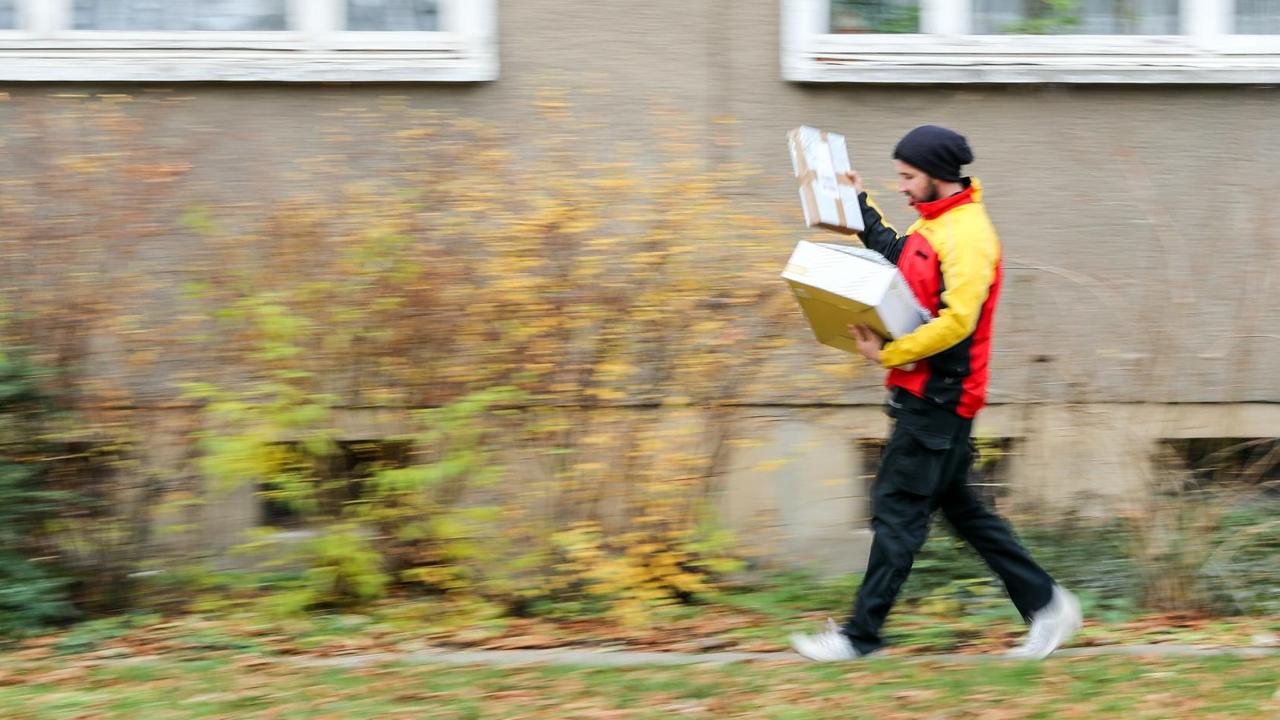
[1006,585,1083,660]
[790,619,864,662]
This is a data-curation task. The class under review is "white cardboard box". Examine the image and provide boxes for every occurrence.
[787,126,864,235]
[781,240,931,351]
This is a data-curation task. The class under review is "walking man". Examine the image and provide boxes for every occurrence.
[790,125,1081,661]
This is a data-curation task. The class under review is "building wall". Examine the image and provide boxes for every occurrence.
[2,0,1277,572]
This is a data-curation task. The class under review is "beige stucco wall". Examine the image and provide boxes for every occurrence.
[2,0,1277,571]
[3,0,1273,404]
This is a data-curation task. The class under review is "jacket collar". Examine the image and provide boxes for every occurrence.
[912,177,982,220]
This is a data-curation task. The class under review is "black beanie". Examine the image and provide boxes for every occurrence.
[892,125,974,182]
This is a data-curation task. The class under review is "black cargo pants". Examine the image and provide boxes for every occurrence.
[842,389,1055,655]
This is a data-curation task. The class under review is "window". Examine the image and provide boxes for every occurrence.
[347,0,439,32]
[832,0,921,33]
[0,0,496,82]
[857,436,1015,522]
[783,0,1280,83]
[1237,0,1280,32]
[260,440,411,528]
[1160,438,1280,489]
[73,1,288,31]
[971,0,1180,35]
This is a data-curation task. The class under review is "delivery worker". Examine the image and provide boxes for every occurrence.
[789,125,1081,661]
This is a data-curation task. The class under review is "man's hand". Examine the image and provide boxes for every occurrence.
[841,170,864,194]
[849,324,917,371]
[849,324,882,364]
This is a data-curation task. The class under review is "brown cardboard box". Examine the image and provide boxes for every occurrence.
[781,240,930,350]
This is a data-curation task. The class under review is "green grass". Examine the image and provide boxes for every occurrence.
[0,655,1275,719]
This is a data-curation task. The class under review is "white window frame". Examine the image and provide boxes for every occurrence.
[783,0,1280,84]
[0,0,497,82]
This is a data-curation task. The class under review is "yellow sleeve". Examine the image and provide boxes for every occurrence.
[878,223,998,369]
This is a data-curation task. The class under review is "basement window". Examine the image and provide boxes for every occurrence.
[1158,437,1280,491]
[260,439,410,528]
[856,435,1014,523]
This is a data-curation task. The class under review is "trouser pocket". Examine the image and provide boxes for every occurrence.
[881,414,953,497]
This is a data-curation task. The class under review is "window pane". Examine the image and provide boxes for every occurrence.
[0,0,14,29]
[73,0,288,31]
[1237,0,1280,33]
[346,0,439,31]
[973,0,1178,35]
[831,0,920,34]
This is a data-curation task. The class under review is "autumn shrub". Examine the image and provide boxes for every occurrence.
[168,102,807,622]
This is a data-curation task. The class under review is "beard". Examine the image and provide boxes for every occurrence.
[905,180,942,205]
[917,180,942,204]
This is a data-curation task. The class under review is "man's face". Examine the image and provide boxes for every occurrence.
[895,160,940,205]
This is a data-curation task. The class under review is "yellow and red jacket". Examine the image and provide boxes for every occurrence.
[857,178,1001,419]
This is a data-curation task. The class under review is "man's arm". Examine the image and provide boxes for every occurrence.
[857,191,907,264]
[878,225,998,369]
[841,171,906,263]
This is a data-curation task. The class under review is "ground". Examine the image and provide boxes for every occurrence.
[2,599,1277,719]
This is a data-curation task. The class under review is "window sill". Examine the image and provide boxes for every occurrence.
[784,34,1280,85]
[0,32,497,82]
